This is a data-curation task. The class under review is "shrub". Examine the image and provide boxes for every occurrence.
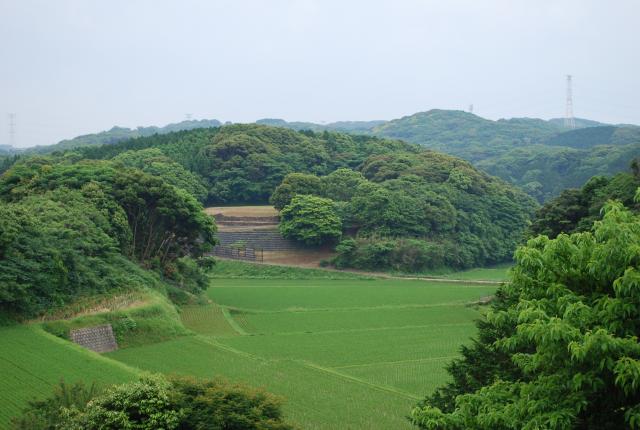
[12,376,295,430]
[333,237,449,272]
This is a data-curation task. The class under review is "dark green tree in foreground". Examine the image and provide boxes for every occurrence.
[279,195,342,246]
[412,195,640,429]
[12,376,295,430]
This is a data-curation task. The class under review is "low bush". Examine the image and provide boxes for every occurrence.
[332,237,450,272]
[12,375,296,430]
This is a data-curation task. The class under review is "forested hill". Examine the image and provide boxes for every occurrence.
[476,125,640,201]
[256,118,385,134]
[75,123,536,270]
[255,110,640,202]
[79,124,418,204]
[6,110,638,202]
[369,110,562,160]
[14,119,223,155]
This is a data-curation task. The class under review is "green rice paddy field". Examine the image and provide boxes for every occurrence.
[0,273,497,429]
[0,325,139,427]
[110,278,496,429]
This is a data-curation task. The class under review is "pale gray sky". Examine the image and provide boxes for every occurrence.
[1,0,639,148]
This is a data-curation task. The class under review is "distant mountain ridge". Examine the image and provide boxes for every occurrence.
[256,118,385,134]
[3,110,638,203]
[4,119,222,155]
[2,110,627,156]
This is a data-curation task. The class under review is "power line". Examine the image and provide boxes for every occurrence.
[564,75,575,128]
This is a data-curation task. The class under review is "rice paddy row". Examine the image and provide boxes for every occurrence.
[109,277,495,429]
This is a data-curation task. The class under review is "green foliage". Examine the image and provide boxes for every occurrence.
[279,195,342,245]
[321,168,367,201]
[80,376,182,429]
[412,200,640,429]
[277,150,536,270]
[12,375,295,430]
[11,381,101,430]
[270,173,323,210]
[112,148,209,202]
[40,290,189,349]
[78,124,416,205]
[0,189,159,317]
[172,377,294,430]
[333,238,446,272]
[0,156,216,317]
[367,109,639,202]
[371,110,562,162]
[163,256,216,295]
[529,164,640,238]
[477,141,639,202]
[26,119,222,155]
[0,158,217,266]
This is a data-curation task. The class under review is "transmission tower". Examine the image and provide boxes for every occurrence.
[7,113,16,147]
[564,75,575,129]
[468,104,474,114]
[185,113,193,121]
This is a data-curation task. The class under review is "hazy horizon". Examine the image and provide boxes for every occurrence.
[2,0,639,148]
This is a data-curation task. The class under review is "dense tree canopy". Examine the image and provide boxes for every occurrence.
[529,163,640,238]
[112,148,209,202]
[7,111,638,203]
[274,150,536,270]
[78,124,417,205]
[0,156,216,317]
[268,110,639,203]
[0,157,216,266]
[412,197,640,429]
[0,189,159,316]
[279,195,342,246]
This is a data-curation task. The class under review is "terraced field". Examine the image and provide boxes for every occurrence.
[0,325,138,427]
[109,277,496,429]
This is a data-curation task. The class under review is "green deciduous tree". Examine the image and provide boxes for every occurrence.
[0,189,160,317]
[270,173,323,210]
[412,197,640,429]
[172,377,294,430]
[279,195,342,246]
[112,148,209,202]
[320,168,366,202]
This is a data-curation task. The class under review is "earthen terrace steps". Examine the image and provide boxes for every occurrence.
[216,230,301,251]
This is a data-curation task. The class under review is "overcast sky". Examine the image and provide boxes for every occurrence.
[1,0,639,148]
